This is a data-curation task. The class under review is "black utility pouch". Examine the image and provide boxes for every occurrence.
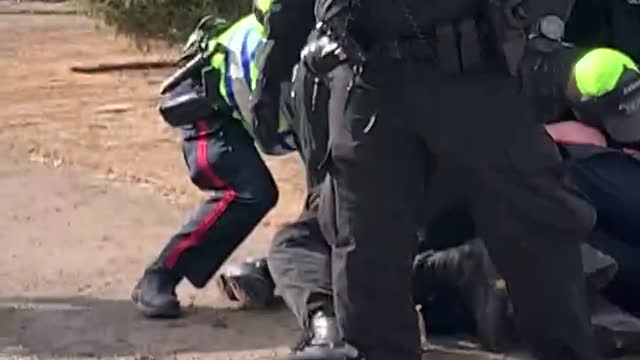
[159,66,226,127]
[158,87,215,127]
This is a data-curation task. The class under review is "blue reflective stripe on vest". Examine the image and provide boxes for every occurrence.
[250,38,263,62]
[223,50,236,109]
[240,29,253,89]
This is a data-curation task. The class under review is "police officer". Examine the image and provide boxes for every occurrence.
[226,0,361,354]
[131,1,296,318]
[227,3,345,346]
[282,0,606,359]
[218,61,334,314]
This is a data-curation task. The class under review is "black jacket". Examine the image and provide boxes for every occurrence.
[250,0,316,150]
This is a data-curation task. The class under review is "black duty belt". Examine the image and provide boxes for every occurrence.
[369,38,436,62]
[369,17,489,74]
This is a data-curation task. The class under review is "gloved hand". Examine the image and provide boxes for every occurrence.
[250,80,282,152]
[257,130,297,156]
[301,35,348,75]
[519,45,582,121]
[279,130,298,151]
[488,0,573,76]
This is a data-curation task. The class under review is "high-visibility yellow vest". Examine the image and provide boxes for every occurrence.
[207,14,292,146]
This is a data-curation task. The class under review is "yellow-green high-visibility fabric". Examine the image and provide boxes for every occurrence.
[574,48,639,98]
[205,14,292,143]
[207,15,264,132]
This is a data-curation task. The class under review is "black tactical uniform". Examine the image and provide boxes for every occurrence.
[249,0,352,349]
[250,0,316,149]
[293,0,601,359]
[246,0,347,353]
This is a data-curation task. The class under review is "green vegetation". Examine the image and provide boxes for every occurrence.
[76,0,251,48]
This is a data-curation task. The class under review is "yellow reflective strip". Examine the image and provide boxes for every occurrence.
[209,53,230,105]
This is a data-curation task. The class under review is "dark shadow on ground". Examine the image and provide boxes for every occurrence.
[4,296,638,360]
[0,296,297,358]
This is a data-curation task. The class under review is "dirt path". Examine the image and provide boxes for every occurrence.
[0,1,306,230]
[0,144,297,360]
[0,143,515,360]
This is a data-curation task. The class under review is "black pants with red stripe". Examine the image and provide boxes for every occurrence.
[147,118,278,288]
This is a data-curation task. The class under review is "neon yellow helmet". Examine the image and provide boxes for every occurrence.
[574,48,638,98]
[573,48,640,143]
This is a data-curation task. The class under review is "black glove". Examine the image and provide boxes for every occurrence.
[519,12,576,95]
[250,78,282,151]
[519,45,584,122]
[301,35,348,75]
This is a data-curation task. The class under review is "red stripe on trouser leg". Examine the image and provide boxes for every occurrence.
[163,191,236,268]
[196,120,227,188]
[164,121,237,268]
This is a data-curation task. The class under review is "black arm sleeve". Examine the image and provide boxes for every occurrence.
[250,0,315,150]
[522,0,576,23]
[262,0,315,87]
[611,0,640,61]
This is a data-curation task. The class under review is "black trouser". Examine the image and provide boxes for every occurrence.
[416,147,640,329]
[317,59,599,360]
[269,63,336,328]
[285,64,331,193]
[569,149,640,313]
[147,111,278,288]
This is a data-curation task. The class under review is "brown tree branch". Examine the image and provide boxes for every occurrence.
[70,60,177,74]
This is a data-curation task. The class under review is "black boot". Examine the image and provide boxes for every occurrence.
[413,238,514,352]
[591,295,640,358]
[288,311,360,360]
[216,257,276,308]
[131,269,181,318]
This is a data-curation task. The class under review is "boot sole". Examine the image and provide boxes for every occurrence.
[131,286,181,318]
[286,347,357,360]
[216,273,273,308]
[135,300,181,319]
